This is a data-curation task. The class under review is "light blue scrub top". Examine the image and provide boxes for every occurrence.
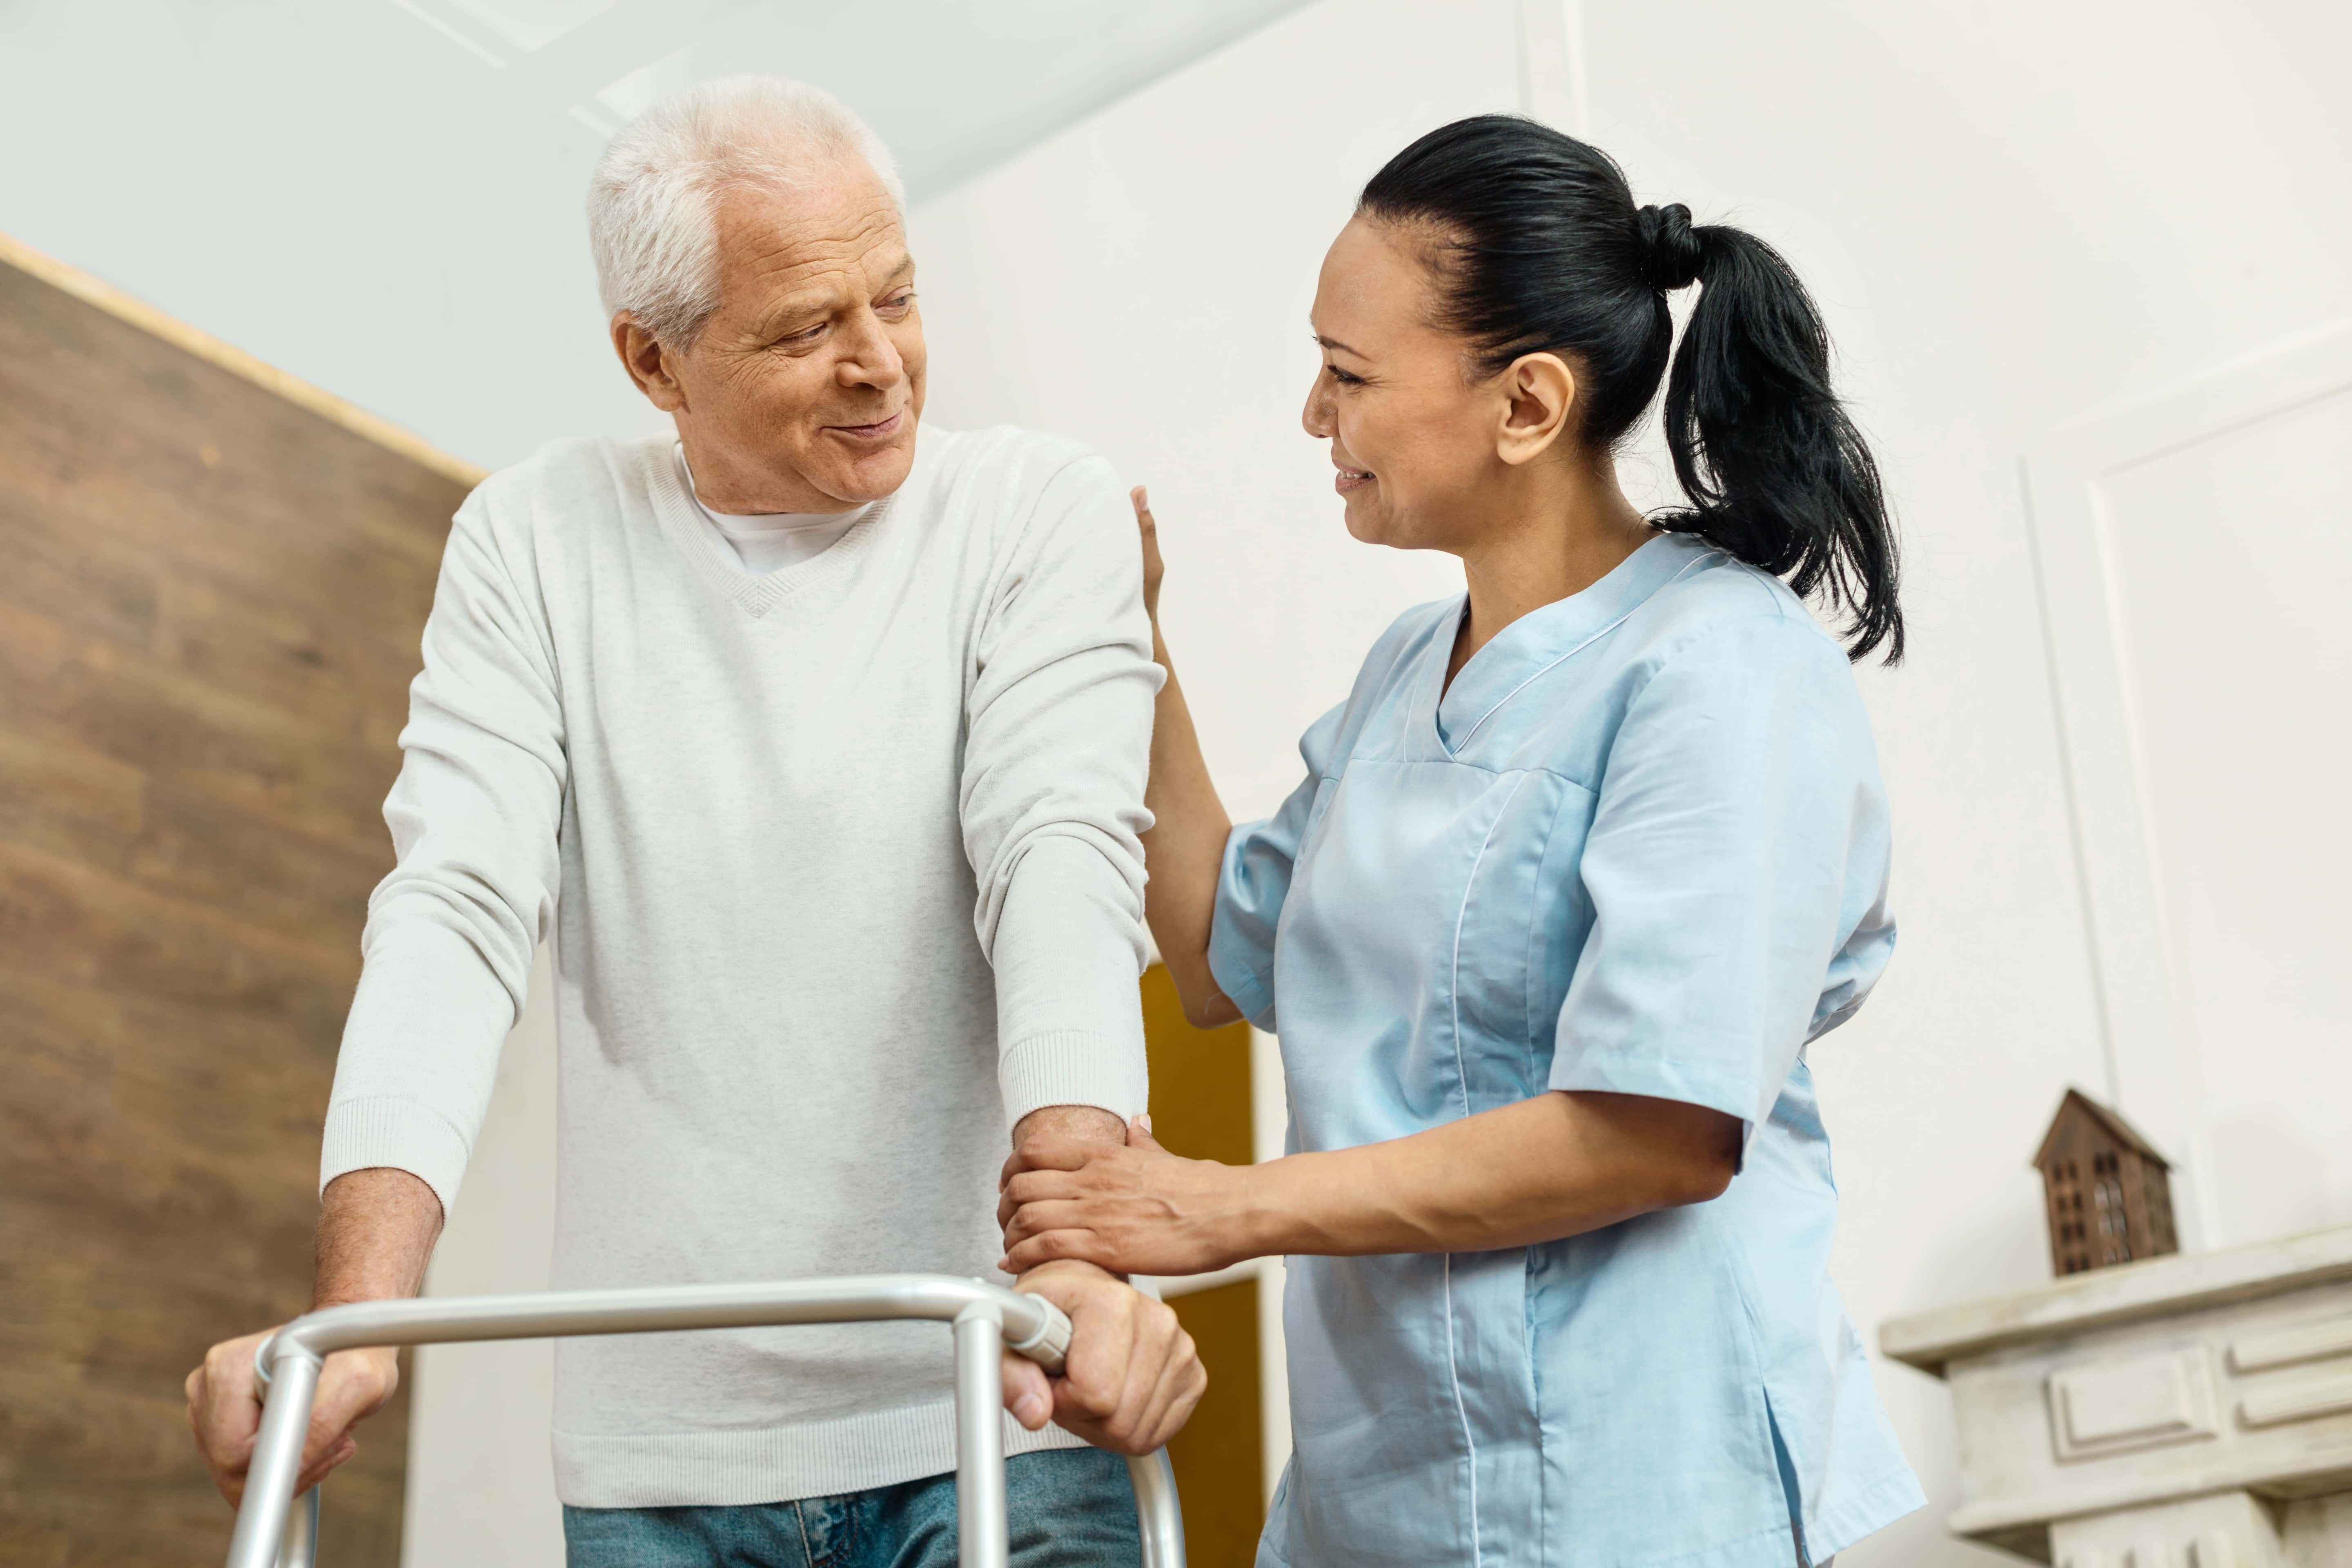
[1209,535,1924,1568]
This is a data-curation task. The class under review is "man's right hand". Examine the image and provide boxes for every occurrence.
[184,1333,402,1505]
[1004,1260,1205,1456]
[187,1167,443,1507]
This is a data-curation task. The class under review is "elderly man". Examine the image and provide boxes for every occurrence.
[184,77,1202,1566]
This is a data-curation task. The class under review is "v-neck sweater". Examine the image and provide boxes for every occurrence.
[318,425,1159,1506]
[675,440,871,576]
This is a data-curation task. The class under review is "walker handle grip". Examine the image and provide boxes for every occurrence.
[1004,1297,1071,1377]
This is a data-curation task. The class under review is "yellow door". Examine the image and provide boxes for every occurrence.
[1140,964,1266,1567]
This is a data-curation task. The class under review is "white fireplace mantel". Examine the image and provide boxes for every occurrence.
[1882,1226,2352,1567]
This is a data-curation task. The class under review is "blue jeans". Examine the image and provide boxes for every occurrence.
[562,1448,1140,1568]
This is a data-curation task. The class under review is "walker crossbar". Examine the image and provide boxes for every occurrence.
[230,1273,1185,1568]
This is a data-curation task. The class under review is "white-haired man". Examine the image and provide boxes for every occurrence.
[185,78,1203,1565]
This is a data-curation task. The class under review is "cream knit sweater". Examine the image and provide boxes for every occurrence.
[320,425,1158,1506]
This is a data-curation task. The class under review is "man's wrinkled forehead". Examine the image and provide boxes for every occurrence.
[714,163,905,284]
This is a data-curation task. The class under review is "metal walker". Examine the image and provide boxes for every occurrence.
[232,1274,1186,1568]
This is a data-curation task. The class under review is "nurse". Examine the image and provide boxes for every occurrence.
[1000,116,1922,1566]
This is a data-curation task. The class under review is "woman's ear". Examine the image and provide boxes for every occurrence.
[1495,352,1576,467]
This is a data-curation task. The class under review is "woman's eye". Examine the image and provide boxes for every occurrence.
[1328,364,1364,387]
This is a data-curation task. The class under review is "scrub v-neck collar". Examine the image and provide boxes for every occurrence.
[1433,531,1716,755]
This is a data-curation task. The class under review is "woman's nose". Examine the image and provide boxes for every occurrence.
[1301,372,1333,439]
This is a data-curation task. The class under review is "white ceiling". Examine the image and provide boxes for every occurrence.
[0,0,1324,467]
[387,0,1316,200]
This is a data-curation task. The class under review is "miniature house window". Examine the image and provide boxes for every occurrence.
[2034,1089,2179,1276]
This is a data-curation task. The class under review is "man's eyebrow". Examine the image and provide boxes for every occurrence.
[757,291,835,331]
[753,254,914,332]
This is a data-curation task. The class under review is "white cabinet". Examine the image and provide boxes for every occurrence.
[1883,1228,2352,1566]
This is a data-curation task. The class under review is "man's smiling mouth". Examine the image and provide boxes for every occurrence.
[829,411,904,441]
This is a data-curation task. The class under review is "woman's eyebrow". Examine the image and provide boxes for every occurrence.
[1312,331,1368,358]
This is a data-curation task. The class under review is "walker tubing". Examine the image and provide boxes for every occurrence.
[229,1273,1183,1568]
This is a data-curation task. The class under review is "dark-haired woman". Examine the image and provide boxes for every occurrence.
[1000,116,1923,1566]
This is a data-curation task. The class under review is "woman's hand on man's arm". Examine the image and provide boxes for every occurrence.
[999,1091,1741,1274]
[1000,1117,1261,1278]
[1131,487,1243,1030]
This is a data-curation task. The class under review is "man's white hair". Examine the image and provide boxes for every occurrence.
[588,77,904,345]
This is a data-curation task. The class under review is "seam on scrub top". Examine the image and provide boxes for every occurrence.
[1452,552,1717,752]
[1521,788,1572,1056]
[1441,771,1528,1568]
[1442,1255,1484,1568]
[1450,770,1530,1124]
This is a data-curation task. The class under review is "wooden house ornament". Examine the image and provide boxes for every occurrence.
[2034,1088,2179,1275]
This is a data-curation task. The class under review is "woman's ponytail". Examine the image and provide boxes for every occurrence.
[1658,216,1901,662]
[1360,118,1904,663]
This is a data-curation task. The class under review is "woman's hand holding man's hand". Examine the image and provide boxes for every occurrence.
[999,1116,1253,1279]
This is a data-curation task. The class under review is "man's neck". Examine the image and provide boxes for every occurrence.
[675,431,858,516]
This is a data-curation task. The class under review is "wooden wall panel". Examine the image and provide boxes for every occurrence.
[0,240,473,1566]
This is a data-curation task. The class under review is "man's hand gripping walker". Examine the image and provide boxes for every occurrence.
[235,1273,1185,1568]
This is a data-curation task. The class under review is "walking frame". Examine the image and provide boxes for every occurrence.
[232,1273,1187,1568]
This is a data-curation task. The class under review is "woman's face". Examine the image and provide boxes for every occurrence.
[1302,216,1519,553]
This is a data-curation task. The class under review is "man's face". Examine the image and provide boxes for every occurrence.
[619,158,926,513]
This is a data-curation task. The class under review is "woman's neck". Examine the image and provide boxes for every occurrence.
[1448,455,1655,685]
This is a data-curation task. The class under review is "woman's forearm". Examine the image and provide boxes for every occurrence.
[999,1089,1744,1276]
[1140,618,1241,1027]
[1236,1091,1740,1256]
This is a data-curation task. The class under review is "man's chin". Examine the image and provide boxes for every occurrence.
[806,431,918,506]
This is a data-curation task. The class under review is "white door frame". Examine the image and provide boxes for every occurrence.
[2020,322,2352,1249]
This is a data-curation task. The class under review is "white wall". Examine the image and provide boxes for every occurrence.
[2022,337,2352,1261]
[911,0,1518,820]
[908,2,2352,1565]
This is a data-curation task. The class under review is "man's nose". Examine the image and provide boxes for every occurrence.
[836,309,905,388]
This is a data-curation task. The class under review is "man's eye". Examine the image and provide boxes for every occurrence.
[879,292,915,313]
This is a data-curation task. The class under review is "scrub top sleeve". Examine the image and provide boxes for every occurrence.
[1548,613,1881,1144]
[1206,699,1349,1032]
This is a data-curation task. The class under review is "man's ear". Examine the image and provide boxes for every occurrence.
[1495,352,1576,467]
[611,314,688,413]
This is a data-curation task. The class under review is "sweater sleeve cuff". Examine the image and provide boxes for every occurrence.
[320,1095,472,1218]
[999,1029,1148,1131]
